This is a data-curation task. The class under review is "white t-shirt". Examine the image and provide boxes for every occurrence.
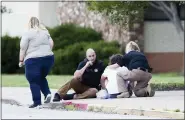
[102,66,129,94]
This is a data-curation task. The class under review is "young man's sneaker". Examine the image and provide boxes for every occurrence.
[146,84,155,97]
[29,103,41,108]
[44,94,52,103]
[53,93,61,102]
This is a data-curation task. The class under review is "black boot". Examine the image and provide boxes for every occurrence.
[63,93,76,100]
[53,93,61,102]
[29,103,41,108]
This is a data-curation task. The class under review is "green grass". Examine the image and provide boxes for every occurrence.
[1,74,73,89]
[1,73,184,89]
[174,109,180,112]
[151,74,184,84]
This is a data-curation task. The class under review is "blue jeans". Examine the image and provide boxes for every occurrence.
[25,55,54,105]
[109,93,121,98]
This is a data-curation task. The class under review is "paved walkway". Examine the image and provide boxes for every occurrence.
[2,87,184,112]
[2,104,163,119]
[2,87,184,119]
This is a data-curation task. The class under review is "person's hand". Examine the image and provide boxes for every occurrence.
[85,61,93,67]
[19,62,23,67]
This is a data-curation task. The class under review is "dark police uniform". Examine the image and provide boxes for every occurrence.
[77,59,105,90]
[53,59,105,101]
[118,51,152,72]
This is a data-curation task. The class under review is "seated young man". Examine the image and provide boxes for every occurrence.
[99,54,132,99]
[52,48,105,101]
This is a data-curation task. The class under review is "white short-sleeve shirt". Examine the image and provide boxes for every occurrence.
[102,66,129,94]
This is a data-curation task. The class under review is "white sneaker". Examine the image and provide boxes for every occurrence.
[44,94,52,103]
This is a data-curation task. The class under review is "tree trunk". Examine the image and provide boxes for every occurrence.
[150,1,184,74]
[178,30,184,75]
[172,10,184,75]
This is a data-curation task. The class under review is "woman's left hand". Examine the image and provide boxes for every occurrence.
[19,62,23,67]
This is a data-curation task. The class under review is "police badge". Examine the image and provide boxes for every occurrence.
[94,69,98,72]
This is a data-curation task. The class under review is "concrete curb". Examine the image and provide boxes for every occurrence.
[2,98,184,119]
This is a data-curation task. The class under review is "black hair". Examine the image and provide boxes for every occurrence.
[109,54,123,65]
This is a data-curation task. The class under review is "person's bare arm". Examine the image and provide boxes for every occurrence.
[74,65,88,78]
[74,61,92,78]
[100,75,107,89]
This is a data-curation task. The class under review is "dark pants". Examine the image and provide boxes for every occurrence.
[109,93,121,98]
[25,55,54,105]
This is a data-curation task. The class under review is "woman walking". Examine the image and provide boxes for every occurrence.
[19,17,54,108]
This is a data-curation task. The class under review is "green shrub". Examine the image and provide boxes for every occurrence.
[2,23,121,75]
[52,41,120,75]
[47,23,103,50]
[1,35,21,73]
[85,41,120,65]
[151,83,185,91]
[174,109,180,112]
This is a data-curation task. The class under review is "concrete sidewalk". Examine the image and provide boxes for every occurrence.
[2,87,184,119]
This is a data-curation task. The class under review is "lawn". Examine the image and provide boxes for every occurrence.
[1,73,184,89]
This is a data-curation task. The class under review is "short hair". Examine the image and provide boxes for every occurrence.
[86,48,95,56]
[109,54,123,65]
